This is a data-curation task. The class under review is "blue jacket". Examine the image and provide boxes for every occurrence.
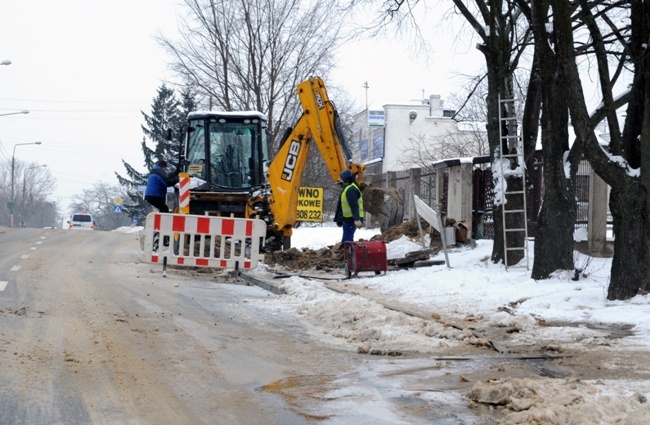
[145,165,177,198]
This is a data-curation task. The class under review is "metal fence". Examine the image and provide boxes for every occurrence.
[363,157,607,241]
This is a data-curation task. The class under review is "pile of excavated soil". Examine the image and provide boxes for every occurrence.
[264,220,434,272]
[372,219,429,243]
[264,246,346,272]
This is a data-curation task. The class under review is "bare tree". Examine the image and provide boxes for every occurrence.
[158,0,348,147]
[69,182,132,231]
[397,128,488,173]
[370,0,530,264]
[556,0,646,300]
[0,158,56,227]
[18,164,55,227]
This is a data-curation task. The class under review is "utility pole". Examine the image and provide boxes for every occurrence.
[10,142,42,227]
[10,155,15,228]
[363,82,369,109]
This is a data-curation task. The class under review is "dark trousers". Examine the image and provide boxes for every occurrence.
[341,221,356,245]
[145,196,169,213]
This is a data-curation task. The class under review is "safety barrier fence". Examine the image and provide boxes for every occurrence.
[143,213,266,270]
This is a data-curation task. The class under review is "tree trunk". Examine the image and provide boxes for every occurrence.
[607,185,650,299]
[532,177,575,278]
[530,0,576,279]
[555,0,650,299]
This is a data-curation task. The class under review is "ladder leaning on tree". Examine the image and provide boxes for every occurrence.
[497,95,529,270]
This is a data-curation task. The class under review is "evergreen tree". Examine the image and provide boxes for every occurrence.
[116,83,195,223]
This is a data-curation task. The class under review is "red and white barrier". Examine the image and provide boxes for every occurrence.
[144,213,266,270]
[178,173,190,215]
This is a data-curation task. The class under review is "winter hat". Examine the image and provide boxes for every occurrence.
[340,169,353,183]
[157,159,168,168]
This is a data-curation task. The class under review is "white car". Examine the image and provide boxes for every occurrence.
[68,213,95,230]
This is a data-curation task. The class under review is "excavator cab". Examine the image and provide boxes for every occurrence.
[184,111,269,191]
[180,111,271,219]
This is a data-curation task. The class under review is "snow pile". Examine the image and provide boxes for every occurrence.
[467,377,650,425]
[260,227,650,353]
[113,226,144,234]
[385,235,423,260]
[272,276,483,354]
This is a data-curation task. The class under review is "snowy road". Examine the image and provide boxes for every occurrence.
[4,226,647,424]
[0,228,488,424]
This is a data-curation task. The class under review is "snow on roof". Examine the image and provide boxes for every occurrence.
[187,111,267,121]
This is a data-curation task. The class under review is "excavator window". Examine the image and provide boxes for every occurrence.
[185,115,268,191]
[186,123,207,180]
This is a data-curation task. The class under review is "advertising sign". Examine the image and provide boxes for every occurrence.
[372,128,385,159]
[296,187,323,222]
[368,110,385,127]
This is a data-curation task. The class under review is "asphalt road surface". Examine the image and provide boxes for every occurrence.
[2,228,495,425]
[0,228,365,424]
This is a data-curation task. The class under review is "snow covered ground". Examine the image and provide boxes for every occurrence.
[123,222,650,423]
[253,224,650,424]
[279,225,650,351]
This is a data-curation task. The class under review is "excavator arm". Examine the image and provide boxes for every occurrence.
[295,77,364,183]
[266,77,365,239]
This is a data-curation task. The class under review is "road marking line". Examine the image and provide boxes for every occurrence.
[0,281,7,291]
[21,254,29,259]
[10,265,21,272]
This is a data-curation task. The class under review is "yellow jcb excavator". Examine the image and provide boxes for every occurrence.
[176,77,403,250]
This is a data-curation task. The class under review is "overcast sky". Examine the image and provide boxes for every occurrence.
[0,1,482,215]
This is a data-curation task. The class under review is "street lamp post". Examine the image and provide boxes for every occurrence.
[10,142,42,228]
[21,164,47,227]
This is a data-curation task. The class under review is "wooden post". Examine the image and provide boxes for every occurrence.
[408,167,421,221]
[588,167,609,255]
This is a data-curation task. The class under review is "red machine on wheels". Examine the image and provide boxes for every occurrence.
[343,241,388,278]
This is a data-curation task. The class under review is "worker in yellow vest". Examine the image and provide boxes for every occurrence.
[334,169,364,244]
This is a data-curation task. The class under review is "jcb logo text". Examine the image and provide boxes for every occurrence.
[282,141,301,181]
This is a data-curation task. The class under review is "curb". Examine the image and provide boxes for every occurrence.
[240,272,285,295]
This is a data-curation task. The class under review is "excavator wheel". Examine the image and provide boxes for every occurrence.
[362,186,405,232]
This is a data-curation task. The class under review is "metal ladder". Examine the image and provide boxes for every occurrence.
[497,95,529,270]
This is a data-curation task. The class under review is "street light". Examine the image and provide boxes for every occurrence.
[10,142,42,228]
[20,164,47,227]
[0,110,29,117]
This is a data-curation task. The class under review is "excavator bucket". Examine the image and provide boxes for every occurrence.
[362,186,405,232]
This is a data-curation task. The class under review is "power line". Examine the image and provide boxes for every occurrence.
[0,107,140,113]
[0,97,147,105]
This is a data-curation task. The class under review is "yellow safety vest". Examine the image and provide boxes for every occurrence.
[341,183,364,219]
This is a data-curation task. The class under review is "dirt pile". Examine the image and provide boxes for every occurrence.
[372,219,429,243]
[264,220,433,272]
[264,246,346,272]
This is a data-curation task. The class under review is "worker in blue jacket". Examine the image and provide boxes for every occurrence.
[145,159,179,213]
[334,169,364,245]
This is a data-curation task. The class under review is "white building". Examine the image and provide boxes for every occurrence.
[351,95,462,174]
